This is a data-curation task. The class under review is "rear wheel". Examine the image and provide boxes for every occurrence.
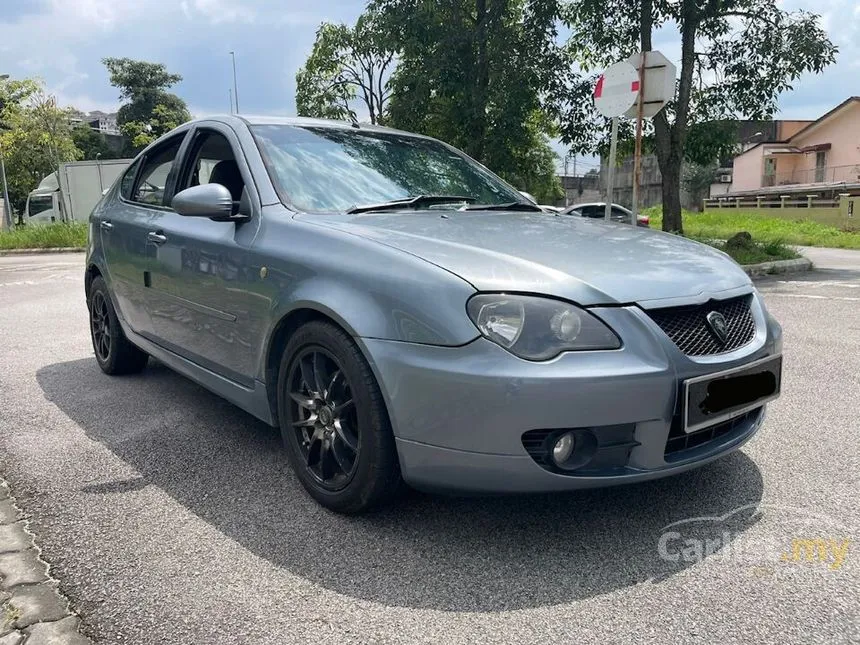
[88,276,148,375]
[277,321,401,513]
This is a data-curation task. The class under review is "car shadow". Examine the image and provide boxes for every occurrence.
[37,358,764,611]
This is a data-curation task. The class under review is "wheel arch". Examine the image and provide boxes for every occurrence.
[84,262,103,301]
[263,304,365,428]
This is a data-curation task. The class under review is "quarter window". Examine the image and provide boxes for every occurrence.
[119,158,141,200]
[131,136,184,206]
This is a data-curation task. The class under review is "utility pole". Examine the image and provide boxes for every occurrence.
[229,52,240,114]
[0,141,11,230]
[563,155,569,207]
[229,88,234,115]
[0,74,11,229]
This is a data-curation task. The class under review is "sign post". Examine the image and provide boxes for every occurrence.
[593,61,639,221]
[592,52,676,225]
[625,51,677,225]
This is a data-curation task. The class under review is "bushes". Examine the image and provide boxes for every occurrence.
[0,222,87,250]
[646,207,859,249]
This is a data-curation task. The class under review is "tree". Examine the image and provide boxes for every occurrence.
[71,124,119,161]
[296,10,395,124]
[682,162,719,210]
[561,0,837,232]
[0,79,81,216]
[102,57,190,151]
[372,0,566,200]
[684,120,739,167]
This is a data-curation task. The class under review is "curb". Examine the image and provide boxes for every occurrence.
[742,257,813,277]
[0,479,92,644]
[0,248,85,256]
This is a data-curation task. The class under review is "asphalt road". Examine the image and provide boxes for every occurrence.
[0,250,857,644]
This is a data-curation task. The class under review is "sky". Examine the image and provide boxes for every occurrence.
[1,0,857,176]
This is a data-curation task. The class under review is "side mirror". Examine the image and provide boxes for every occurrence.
[172,184,245,222]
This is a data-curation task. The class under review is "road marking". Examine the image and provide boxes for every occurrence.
[775,280,859,289]
[766,293,860,302]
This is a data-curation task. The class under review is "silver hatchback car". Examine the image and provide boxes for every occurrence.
[85,116,782,513]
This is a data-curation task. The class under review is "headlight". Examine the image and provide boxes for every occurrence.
[466,294,620,360]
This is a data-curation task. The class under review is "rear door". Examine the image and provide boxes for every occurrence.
[98,133,187,337]
[146,123,265,385]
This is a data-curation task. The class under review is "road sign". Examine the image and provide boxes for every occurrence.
[624,51,676,119]
[593,61,639,118]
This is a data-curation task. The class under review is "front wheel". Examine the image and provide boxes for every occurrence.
[277,321,401,513]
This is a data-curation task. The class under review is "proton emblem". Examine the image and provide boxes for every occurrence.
[706,311,729,344]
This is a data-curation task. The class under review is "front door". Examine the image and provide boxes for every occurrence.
[146,125,265,385]
[99,134,186,337]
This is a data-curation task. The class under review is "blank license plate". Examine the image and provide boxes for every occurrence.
[684,355,782,432]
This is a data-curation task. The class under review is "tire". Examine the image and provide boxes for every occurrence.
[88,276,148,375]
[277,320,402,513]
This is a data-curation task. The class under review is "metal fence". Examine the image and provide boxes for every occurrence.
[762,164,860,187]
[703,195,842,209]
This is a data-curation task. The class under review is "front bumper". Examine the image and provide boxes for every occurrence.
[360,298,782,494]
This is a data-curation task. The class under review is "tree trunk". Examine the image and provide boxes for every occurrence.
[653,0,697,234]
[659,155,683,232]
[638,0,686,232]
[471,0,489,161]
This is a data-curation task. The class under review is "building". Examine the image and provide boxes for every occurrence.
[727,98,860,197]
[68,111,121,135]
[556,172,602,206]
[85,111,120,135]
[709,120,813,197]
[599,155,666,210]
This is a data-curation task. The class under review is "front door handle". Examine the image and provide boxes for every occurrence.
[100,220,113,231]
[147,231,168,245]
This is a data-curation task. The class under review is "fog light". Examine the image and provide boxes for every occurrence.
[551,432,575,465]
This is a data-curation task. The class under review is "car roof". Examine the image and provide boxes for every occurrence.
[570,202,626,209]
[192,114,422,138]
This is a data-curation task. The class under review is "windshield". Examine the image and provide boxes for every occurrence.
[28,195,54,217]
[251,125,523,212]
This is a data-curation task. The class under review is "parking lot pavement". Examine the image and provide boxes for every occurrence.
[0,251,857,644]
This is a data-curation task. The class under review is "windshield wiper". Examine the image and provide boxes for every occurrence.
[345,194,476,214]
[462,201,543,212]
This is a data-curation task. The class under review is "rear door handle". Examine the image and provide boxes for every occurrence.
[147,231,168,245]
[100,220,113,231]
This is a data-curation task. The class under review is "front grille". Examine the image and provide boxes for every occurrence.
[664,408,761,459]
[646,295,755,356]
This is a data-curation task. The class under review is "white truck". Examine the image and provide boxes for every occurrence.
[24,159,132,224]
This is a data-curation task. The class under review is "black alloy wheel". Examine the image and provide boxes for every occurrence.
[286,347,360,490]
[90,291,112,363]
[277,320,401,513]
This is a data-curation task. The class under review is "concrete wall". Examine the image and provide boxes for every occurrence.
[777,120,815,139]
[730,145,766,192]
[703,195,860,231]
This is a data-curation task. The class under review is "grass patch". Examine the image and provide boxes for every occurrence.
[0,221,88,250]
[644,207,860,249]
[703,237,800,265]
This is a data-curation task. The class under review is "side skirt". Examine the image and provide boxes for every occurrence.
[118,317,276,427]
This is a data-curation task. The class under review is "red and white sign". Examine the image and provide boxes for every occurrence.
[593,61,639,118]
[624,51,676,119]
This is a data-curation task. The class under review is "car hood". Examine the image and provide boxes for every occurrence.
[297,210,752,306]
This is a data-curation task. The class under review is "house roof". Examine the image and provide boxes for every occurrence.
[786,97,860,143]
[731,97,860,161]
